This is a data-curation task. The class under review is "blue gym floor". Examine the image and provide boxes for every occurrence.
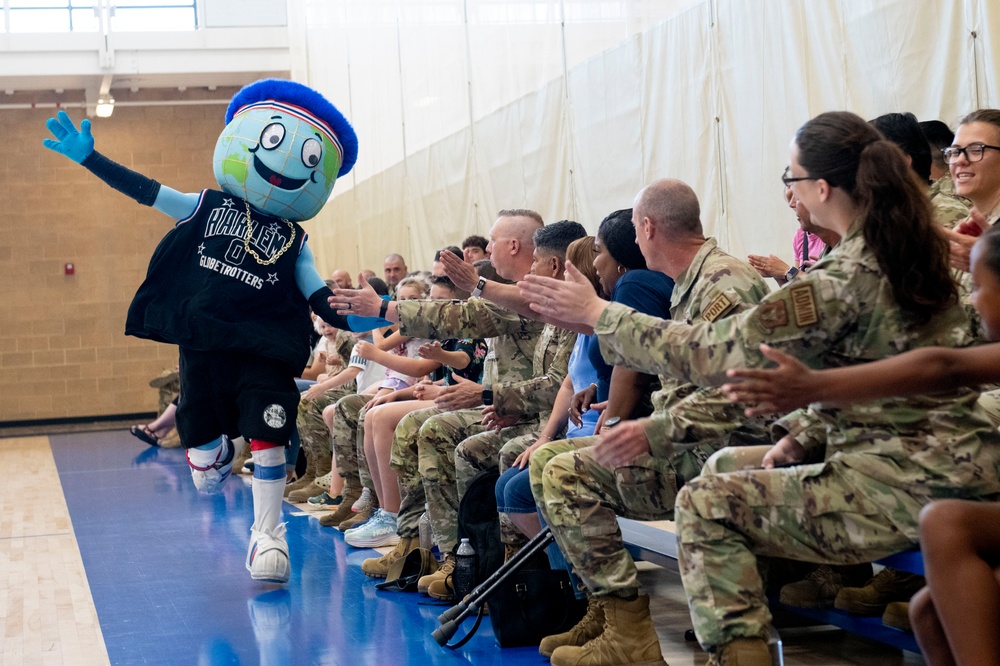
[51,430,547,665]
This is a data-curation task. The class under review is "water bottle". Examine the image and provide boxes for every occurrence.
[418,504,433,551]
[453,537,477,601]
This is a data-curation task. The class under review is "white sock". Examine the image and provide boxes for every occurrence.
[251,447,286,534]
[187,438,224,467]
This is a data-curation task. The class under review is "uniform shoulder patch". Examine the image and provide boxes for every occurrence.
[754,299,789,333]
[702,292,735,322]
[789,283,819,327]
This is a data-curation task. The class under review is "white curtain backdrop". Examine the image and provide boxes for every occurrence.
[287,0,1000,277]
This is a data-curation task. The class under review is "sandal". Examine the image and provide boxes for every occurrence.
[129,425,161,447]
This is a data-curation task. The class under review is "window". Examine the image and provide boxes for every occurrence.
[3,0,197,32]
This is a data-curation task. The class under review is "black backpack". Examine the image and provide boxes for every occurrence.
[455,467,503,585]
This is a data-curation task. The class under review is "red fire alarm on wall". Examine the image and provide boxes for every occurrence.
[65,262,75,275]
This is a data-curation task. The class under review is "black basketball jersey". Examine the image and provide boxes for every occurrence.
[126,189,311,371]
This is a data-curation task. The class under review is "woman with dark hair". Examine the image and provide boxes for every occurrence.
[573,209,672,426]
[520,111,1000,665]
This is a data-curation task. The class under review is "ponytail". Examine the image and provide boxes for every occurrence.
[796,111,956,323]
[854,140,956,321]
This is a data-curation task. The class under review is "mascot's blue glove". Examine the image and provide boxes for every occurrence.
[42,110,94,164]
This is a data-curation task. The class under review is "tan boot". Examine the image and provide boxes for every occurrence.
[418,554,455,595]
[834,568,925,615]
[319,482,361,527]
[539,595,605,657]
[288,439,332,501]
[550,594,665,666]
[361,536,418,578]
[339,499,377,532]
[707,638,771,666]
[779,565,845,609]
[287,481,329,504]
[881,601,912,632]
[231,437,250,474]
[283,446,316,496]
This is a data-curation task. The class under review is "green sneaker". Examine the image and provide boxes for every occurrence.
[307,492,342,508]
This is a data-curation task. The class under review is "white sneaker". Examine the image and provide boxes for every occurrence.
[246,523,291,584]
[344,509,400,548]
[187,437,235,495]
[351,487,373,513]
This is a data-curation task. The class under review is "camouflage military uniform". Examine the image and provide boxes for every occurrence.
[385,299,546,540]
[331,393,374,491]
[590,223,998,650]
[535,239,771,597]
[929,173,972,230]
[421,323,575,553]
[954,208,999,340]
[295,332,357,477]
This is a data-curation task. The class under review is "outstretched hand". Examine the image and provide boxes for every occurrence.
[721,344,816,416]
[518,261,607,330]
[43,110,94,164]
[439,249,479,293]
[330,277,384,318]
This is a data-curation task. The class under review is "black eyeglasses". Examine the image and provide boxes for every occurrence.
[781,166,821,187]
[942,143,1000,164]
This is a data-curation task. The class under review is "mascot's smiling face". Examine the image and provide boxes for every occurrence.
[213,103,342,221]
[211,79,358,223]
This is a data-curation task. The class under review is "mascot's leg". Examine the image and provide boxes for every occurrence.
[186,436,235,494]
[246,441,291,584]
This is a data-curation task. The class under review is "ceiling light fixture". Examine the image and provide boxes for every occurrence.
[95,96,114,118]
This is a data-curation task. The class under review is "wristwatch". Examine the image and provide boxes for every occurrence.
[482,388,494,405]
[471,277,487,298]
[783,266,800,281]
[602,416,622,430]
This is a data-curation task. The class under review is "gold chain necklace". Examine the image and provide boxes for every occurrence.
[243,200,296,266]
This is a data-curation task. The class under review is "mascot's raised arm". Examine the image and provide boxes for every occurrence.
[43,79,367,585]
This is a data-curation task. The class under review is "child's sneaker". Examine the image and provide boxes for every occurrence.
[307,492,342,508]
[187,437,235,495]
[246,523,291,584]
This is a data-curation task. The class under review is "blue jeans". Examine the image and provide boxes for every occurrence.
[495,465,586,599]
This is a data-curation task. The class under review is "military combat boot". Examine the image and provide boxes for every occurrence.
[779,565,844,609]
[283,446,316,496]
[231,437,251,475]
[339,497,377,532]
[287,448,333,503]
[419,554,455,595]
[708,637,771,666]
[361,536,418,578]
[539,595,605,657]
[318,481,362,527]
[834,568,925,615]
[881,601,912,632]
[549,594,666,666]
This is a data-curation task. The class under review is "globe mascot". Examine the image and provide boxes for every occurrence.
[43,79,366,584]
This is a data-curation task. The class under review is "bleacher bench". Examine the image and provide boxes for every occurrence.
[617,518,922,654]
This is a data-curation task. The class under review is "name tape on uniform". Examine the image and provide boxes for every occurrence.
[702,292,735,322]
[789,284,819,327]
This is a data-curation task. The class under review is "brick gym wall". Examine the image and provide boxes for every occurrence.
[0,90,235,422]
